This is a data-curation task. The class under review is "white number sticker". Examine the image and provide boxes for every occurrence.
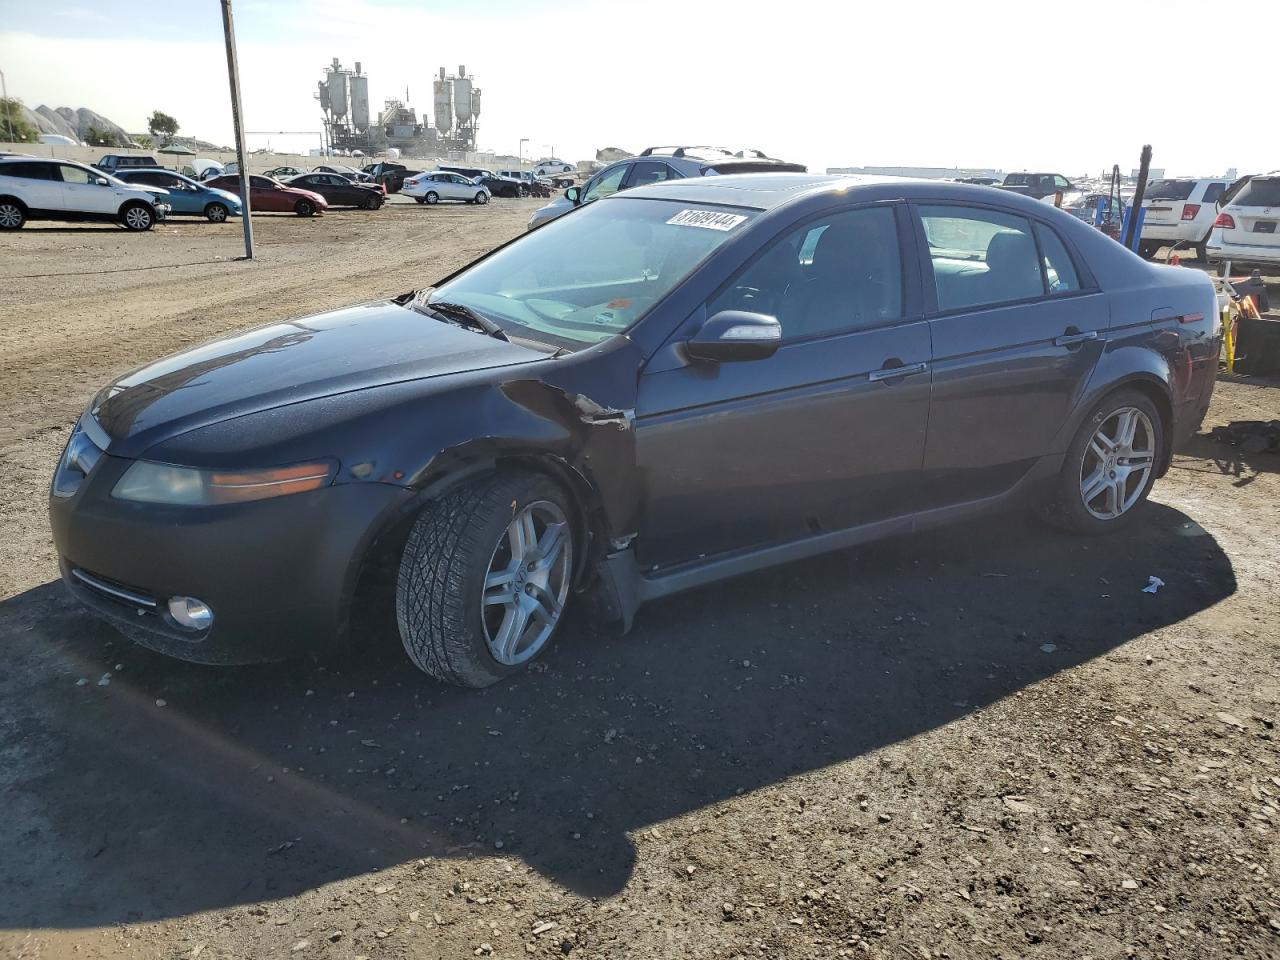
[666,209,747,231]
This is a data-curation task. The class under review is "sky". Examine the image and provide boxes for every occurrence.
[0,0,1273,177]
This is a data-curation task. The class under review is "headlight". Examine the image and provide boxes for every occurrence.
[112,460,337,506]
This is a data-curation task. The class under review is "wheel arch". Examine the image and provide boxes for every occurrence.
[1062,366,1175,478]
[0,194,29,214]
[339,450,612,650]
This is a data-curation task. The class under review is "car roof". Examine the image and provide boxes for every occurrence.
[612,172,1093,215]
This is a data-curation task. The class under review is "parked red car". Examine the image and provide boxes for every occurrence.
[205,174,328,216]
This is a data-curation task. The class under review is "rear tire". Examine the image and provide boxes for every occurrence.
[0,199,26,230]
[396,472,576,688]
[205,202,229,223]
[424,191,439,205]
[120,202,154,231]
[295,199,315,217]
[1042,389,1164,535]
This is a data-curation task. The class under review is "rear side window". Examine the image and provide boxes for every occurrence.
[1231,177,1280,208]
[1201,182,1227,205]
[919,205,1044,311]
[3,162,54,180]
[710,205,903,340]
[1146,179,1196,201]
[1033,223,1082,295]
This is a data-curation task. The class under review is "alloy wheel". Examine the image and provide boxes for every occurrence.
[481,501,572,666]
[0,203,22,228]
[1079,406,1155,520]
[124,206,152,230]
[207,204,228,223]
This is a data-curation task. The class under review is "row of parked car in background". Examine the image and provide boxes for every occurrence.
[0,149,565,230]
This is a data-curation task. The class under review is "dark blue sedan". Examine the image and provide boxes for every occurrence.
[114,168,242,222]
[50,175,1220,687]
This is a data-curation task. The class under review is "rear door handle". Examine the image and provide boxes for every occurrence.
[1053,331,1098,347]
[868,361,928,382]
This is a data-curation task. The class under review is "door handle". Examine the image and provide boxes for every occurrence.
[1053,330,1098,347]
[868,361,928,382]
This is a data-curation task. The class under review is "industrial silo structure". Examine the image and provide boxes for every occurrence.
[328,68,348,119]
[350,62,370,131]
[433,68,453,143]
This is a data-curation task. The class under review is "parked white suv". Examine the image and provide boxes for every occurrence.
[0,157,170,231]
[1138,177,1230,261]
[1206,172,1280,267]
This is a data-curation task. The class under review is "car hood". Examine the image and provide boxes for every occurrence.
[91,300,548,455]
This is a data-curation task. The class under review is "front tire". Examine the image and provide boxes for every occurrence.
[205,202,229,223]
[0,199,26,229]
[396,472,575,688]
[474,191,488,205]
[363,194,381,210]
[120,202,154,231]
[295,199,315,217]
[1043,389,1163,534]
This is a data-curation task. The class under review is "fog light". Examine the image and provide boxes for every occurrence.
[168,596,214,630]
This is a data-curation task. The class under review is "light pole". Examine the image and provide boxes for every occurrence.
[220,0,254,260]
[519,138,528,166]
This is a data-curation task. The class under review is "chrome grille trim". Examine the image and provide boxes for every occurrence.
[71,568,158,609]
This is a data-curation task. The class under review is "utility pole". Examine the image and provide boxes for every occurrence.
[220,0,254,260]
[519,138,528,166]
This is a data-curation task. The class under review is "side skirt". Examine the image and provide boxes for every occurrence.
[594,454,1063,632]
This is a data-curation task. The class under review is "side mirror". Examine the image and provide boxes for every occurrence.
[94,177,109,186]
[564,186,580,204]
[686,310,781,363]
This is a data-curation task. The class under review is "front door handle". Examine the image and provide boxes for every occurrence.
[1053,330,1098,348]
[868,361,928,383]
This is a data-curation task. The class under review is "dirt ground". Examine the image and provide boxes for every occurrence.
[1,198,1277,960]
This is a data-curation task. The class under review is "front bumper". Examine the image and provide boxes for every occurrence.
[50,454,413,664]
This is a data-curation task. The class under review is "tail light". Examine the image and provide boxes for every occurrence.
[1181,203,1200,220]
[1215,213,1236,229]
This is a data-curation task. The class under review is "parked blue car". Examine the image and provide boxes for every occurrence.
[114,168,242,222]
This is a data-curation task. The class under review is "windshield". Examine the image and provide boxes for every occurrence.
[1146,179,1196,201]
[430,197,755,347]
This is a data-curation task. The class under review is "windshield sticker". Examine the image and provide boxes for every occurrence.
[666,209,747,231]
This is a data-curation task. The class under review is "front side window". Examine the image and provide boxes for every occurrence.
[582,164,629,203]
[59,164,91,185]
[250,176,276,188]
[920,205,1044,311]
[710,206,903,340]
[430,197,754,348]
[1053,175,1071,189]
[627,161,673,189]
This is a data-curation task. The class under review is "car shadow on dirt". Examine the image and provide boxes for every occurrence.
[0,502,1234,928]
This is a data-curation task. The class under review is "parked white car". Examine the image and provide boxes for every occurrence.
[401,171,491,205]
[1138,177,1230,260]
[532,159,574,178]
[1206,172,1280,267]
[0,157,170,231]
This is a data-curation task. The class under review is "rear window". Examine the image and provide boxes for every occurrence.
[1145,179,1196,201]
[1230,177,1280,208]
